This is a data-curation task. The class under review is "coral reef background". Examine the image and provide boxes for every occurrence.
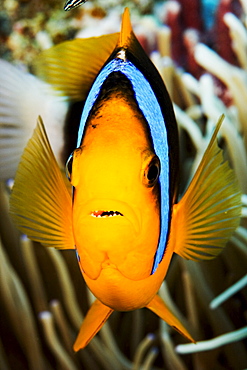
[0,0,247,369]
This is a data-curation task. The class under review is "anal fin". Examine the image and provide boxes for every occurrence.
[74,299,113,351]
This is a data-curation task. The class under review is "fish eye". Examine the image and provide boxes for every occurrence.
[66,153,73,181]
[65,147,82,184]
[143,156,160,187]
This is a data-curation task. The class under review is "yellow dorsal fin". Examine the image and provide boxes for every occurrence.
[10,116,74,250]
[33,33,119,102]
[172,115,242,260]
[119,8,133,48]
[73,299,113,351]
[146,294,195,343]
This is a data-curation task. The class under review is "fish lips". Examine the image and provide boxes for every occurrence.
[76,198,141,235]
[73,198,142,280]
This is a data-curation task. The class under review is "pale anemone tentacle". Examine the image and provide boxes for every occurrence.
[38,311,77,370]
[194,43,247,144]
[176,327,247,355]
[50,300,75,353]
[142,347,159,370]
[0,240,45,370]
[210,275,247,309]
[184,260,247,369]
[20,236,48,312]
[133,334,155,370]
[223,12,247,70]
[198,73,247,193]
[161,328,187,370]
[45,248,84,329]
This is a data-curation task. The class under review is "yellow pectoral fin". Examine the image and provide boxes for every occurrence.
[146,295,195,343]
[33,33,119,102]
[10,116,74,250]
[74,299,113,351]
[173,115,242,261]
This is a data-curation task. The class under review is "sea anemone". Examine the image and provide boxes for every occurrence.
[0,0,246,369]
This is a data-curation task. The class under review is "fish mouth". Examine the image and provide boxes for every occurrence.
[80,199,140,234]
[91,210,124,218]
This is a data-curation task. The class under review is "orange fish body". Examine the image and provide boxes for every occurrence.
[10,9,241,351]
[72,82,164,311]
[67,10,179,314]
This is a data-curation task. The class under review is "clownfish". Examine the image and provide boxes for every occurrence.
[9,9,241,351]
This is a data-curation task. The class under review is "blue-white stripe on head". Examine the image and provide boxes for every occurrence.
[77,56,169,274]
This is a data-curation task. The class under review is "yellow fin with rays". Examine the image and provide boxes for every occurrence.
[10,116,74,250]
[146,294,195,343]
[33,33,119,102]
[73,299,113,352]
[172,115,242,260]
